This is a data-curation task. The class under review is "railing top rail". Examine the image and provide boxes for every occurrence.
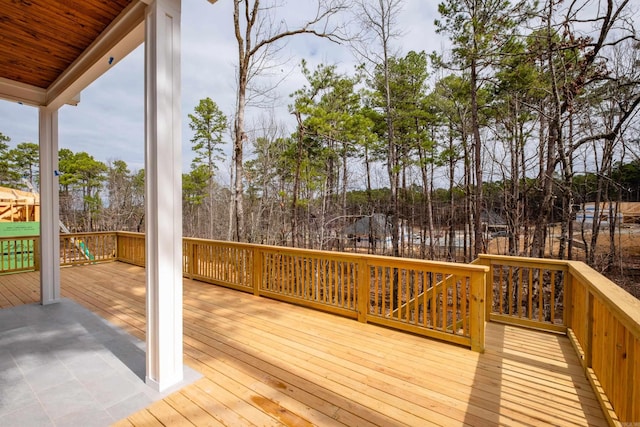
[184,237,489,274]
[568,260,640,339]
[361,254,489,273]
[0,234,39,239]
[477,254,569,269]
[60,231,117,237]
[114,231,145,237]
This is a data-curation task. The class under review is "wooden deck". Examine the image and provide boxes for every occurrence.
[1,262,607,426]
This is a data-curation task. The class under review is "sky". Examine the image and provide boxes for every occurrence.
[0,0,442,177]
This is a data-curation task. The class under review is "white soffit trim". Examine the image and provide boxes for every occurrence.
[0,77,47,106]
[45,1,147,109]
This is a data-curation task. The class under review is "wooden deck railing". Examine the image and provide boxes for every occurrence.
[180,237,487,352]
[1,232,116,272]
[1,232,118,273]
[565,262,640,425]
[476,254,640,425]
[59,232,116,265]
[0,235,39,274]
[2,231,638,423]
[115,231,145,266]
[474,254,568,333]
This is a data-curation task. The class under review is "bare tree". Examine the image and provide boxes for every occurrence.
[244,113,290,244]
[230,0,347,241]
[530,0,638,257]
[576,40,640,267]
[436,0,532,258]
[352,0,405,257]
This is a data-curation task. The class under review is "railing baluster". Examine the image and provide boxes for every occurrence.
[373,266,379,316]
[452,274,458,333]
[537,268,543,323]
[422,272,428,327]
[550,270,556,324]
[460,274,467,334]
[385,267,390,318]
[413,270,418,325]
[357,259,368,323]
[252,247,261,296]
[528,268,533,319]
[517,267,523,318]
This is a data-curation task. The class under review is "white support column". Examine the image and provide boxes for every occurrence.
[144,0,183,392]
[38,107,60,305]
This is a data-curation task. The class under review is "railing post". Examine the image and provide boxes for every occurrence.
[475,255,493,321]
[470,269,487,353]
[471,254,493,320]
[252,247,262,296]
[357,259,369,323]
[114,232,119,261]
[138,234,146,267]
[564,271,573,328]
[185,240,195,279]
[33,237,40,272]
[117,233,123,262]
[585,289,594,368]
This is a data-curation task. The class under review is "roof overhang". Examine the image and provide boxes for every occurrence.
[0,1,147,108]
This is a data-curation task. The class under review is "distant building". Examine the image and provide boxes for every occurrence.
[0,186,40,271]
[344,213,389,243]
[575,202,640,224]
[0,186,40,223]
[480,210,507,232]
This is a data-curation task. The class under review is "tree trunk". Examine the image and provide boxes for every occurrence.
[531,12,562,258]
[463,132,472,262]
[364,145,376,254]
[340,144,348,252]
[291,112,305,247]
[557,116,574,260]
[233,98,246,241]
[470,56,484,258]
[447,122,456,261]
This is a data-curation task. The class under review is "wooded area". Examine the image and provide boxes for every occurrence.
[1,0,639,294]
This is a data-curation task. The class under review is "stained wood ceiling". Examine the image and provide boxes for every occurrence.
[0,0,133,90]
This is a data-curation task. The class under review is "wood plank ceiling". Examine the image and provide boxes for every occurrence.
[0,0,133,90]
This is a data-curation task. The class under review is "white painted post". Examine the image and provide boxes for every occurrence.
[144,0,183,391]
[38,107,60,305]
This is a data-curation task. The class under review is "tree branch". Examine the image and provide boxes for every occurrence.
[572,92,640,150]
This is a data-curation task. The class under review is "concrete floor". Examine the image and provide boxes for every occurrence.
[0,298,200,427]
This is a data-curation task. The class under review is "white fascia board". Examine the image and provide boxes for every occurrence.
[45,1,147,109]
[0,77,47,106]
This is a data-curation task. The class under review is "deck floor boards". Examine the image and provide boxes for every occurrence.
[0,262,607,426]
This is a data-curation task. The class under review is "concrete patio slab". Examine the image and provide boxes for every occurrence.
[0,298,201,427]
